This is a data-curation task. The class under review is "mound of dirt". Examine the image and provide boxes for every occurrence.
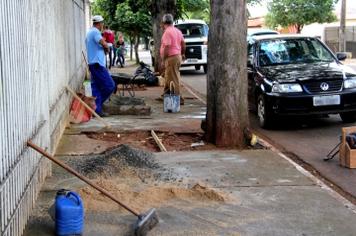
[85,131,215,152]
[69,144,159,178]
[79,180,230,212]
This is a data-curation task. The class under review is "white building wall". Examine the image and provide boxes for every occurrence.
[0,0,88,235]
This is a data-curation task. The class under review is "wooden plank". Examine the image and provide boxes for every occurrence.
[151,130,167,152]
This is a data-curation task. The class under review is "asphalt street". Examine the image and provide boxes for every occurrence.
[180,63,356,201]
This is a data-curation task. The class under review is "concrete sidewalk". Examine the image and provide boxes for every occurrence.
[24,63,356,236]
[24,148,356,235]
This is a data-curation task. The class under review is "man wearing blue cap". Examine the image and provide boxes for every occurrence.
[86,15,115,116]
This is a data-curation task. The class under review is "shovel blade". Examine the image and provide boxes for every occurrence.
[134,208,159,236]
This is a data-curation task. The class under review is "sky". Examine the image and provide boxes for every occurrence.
[247,1,269,18]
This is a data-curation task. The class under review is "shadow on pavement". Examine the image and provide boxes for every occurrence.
[180,68,205,76]
[250,113,346,131]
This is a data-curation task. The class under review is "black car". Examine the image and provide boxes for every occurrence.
[247,35,356,128]
[247,28,279,37]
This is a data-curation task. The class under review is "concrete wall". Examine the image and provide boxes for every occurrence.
[0,0,88,235]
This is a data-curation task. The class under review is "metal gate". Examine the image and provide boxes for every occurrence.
[0,0,88,235]
[325,25,356,58]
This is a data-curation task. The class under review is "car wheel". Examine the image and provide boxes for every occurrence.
[340,112,356,123]
[203,65,207,74]
[195,65,201,71]
[257,94,273,128]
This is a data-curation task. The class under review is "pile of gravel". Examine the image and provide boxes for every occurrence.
[69,144,159,178]
[105,144,158,168]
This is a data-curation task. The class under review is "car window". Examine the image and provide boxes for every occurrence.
[175,24,208,38]
[248,44,253,55]
[310,40,333,60]
[248,43,254,62]
[258,38,335,66]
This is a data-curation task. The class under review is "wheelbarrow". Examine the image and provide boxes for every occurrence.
[111,72,146,97]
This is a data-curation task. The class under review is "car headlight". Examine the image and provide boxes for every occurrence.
[202,45,208,54]
[272,83,303,93]
[344,77,356,89]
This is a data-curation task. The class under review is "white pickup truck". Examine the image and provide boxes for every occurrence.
[175,19,209,73]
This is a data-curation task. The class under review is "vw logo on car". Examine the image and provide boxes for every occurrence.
[320,82,329,91]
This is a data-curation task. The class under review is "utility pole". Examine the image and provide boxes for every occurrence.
[339,0,346,52]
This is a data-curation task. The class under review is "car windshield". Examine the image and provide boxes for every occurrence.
[258,38,335,66]
[175,24,208,38]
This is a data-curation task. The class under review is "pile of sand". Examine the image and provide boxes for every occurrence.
[68,144,234,213]
[79,180,230,212]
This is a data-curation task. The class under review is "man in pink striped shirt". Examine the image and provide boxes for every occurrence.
[160,14,186,105]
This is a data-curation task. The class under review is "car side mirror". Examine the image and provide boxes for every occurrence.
[336,52,347,61]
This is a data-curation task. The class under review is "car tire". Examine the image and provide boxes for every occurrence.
[257,94,273,128]
[340,112,356,123]
[203,65,207,74]
[195,65,201,71]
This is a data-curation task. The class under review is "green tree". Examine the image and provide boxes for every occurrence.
[178,0,262,23]
[266,0,338,33]
[92,0,124,28]
[179,0,210,22]
[115,0,152,63]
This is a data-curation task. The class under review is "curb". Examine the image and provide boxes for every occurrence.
[257,137,356,213]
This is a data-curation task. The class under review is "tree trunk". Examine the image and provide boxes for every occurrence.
[151,0,177,72]
[144,37,149,50]
[296,24,303,34]
[206,0,249,148]
[129,36,134,61]
[135,35,140,64]
[339,0,346,52]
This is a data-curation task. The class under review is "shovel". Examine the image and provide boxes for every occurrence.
[27,141,159,236]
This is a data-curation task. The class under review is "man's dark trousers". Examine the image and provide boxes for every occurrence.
[89,63,115,114]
